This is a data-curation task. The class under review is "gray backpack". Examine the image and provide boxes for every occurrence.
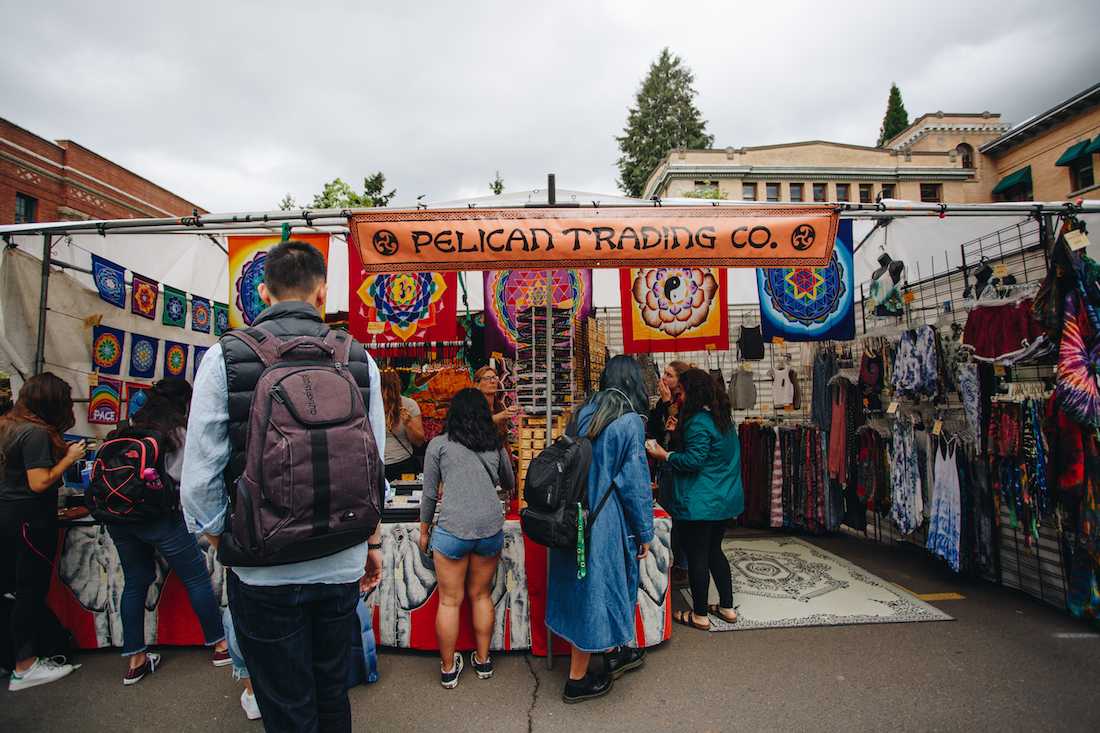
[217,329,383,567]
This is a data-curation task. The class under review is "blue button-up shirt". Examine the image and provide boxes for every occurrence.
[181,339,387,587]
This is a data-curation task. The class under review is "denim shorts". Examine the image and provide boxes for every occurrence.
[430,526,504,560]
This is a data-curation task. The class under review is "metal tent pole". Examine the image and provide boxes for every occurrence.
[545,174,556,671]
[33,234,51,376]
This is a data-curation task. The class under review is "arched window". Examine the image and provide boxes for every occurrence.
[956,143,974,169]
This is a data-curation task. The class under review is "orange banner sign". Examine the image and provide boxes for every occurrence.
[349,207,838,272]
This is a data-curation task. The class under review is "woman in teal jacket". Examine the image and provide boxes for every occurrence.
[647,368,742,630]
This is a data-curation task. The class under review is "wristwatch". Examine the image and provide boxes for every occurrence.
[368,542,382,550]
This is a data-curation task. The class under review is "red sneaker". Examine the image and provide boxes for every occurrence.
[212,648,232,668]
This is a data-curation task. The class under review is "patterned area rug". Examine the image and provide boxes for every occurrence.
[681,536,953,632]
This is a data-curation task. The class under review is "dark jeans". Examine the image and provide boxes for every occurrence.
[107,514,224,656]
[0,504,57,662]
[227,571,358,733]
[679,519,733,616]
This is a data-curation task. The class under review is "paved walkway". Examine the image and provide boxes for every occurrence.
[4,533,1100,732]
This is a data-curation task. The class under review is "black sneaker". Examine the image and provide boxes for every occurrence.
[440,652,463,689]
[122,653,160,686]
[471,652,494,679]
[605,647,645,680]
[562,670,613,704]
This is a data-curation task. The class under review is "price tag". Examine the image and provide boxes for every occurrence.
[932,420,943,436]
[994,364,1006,376]
[993,264,1009,278]
[705,344,717,352]
[887,401,900,415]
[401,474,417,482]
[1066,229,1091,251]
[771,336,785,345]
[903,291,916,304]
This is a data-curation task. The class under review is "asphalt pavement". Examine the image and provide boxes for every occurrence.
[4,532,1099,732]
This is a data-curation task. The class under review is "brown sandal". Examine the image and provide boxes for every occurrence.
[673,609,710,631]
[708,604,739,623]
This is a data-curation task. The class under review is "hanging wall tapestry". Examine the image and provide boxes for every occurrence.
[163,341,188,380]
[227,234,331,329]
[128,334,159,380]
[91,325,125,375]
[124,381,150,421]
[348,268,458,347]
[130,273,159,320]
[193,345,209,378]
[91,254,127,309]
[482,269,592,355]
[191,296,211,334]
[757,219,855,342]
[213,302,229,336]
[619,267,729,354]
[163,285,188,328]
[88,376,122,425]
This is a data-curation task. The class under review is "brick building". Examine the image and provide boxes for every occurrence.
[0,117,205,225]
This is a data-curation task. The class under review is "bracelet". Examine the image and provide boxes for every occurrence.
[368,542,382,550]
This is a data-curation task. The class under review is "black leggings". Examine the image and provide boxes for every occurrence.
[678,519,733,616]
[0,506,58,663]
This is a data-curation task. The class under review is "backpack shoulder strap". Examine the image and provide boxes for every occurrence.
[223,327,281,368]
[324,330,354,366]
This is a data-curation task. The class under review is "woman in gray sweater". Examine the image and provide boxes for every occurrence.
[418,388,514,689]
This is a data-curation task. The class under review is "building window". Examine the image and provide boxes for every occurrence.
[955,143,974,169]
[789,183,804,202]
[835,183,850,201]
[812,183,827,202]
[15,193,38,224]
[920,183,942,203]
[693,179,719,194]
[1070,156,1094,192]
[765,182,780,202]
[859,184,873,203]
[880,183,896,199]
[742,182,757,201]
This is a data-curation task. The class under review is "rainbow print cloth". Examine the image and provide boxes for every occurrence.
[88,376,122,425]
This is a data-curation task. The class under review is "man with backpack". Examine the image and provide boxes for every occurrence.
[182,240,386,733]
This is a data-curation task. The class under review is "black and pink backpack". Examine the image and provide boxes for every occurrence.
[87,429,178,523]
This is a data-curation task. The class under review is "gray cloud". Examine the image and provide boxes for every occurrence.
[2,0,1098,212]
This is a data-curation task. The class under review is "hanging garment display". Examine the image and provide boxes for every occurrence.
[855,425,891,519]
[738,324,765,360]
[768,365,795,408]
[956,362,981,446]
[868,253,906,317]
[349,270,458,347]
[890,418,924,535]
[926,438,963,572]
[1055,292,1100,428]
[738,421,776,527]
[619,267,728,353]
[858,349,885,412]
[757,220,855,342]
[483,269,591,356]
[962,298,1044,360]
[891,326,942,401]
[770,424,831,533]
[728,367,757,411]
[811,347,838,428]
[227,234,331,329]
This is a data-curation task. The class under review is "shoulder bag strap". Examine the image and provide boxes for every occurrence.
[471,446,500,488]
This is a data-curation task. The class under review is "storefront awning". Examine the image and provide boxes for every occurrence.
[1086,136,1100,155]
[1055,140,1092,166]
[991,166,1032,194]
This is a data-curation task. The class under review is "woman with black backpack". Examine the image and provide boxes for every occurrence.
[545,355,655,703]
[105,380,229,685]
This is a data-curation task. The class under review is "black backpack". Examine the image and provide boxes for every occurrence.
[520,421,617,550]
[86,429,178,523]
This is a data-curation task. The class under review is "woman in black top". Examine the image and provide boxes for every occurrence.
[0,373,85,691]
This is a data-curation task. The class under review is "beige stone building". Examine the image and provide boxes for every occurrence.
[642,83,1100,205]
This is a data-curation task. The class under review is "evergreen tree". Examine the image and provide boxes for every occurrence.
[277,193,297,210]
[490,171,504,196]
[616,48,714,198]
[310,173,396,208]
[877,84,910,147]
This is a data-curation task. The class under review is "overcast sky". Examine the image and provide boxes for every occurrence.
[3,0,1098,212]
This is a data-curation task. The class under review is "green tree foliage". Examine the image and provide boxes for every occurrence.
[877,84,910,147]
[490,171,504,196]
[277,193,297,211]
[309,173,396,209]
[616,48,714,198]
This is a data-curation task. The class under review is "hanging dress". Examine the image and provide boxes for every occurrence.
[926,438,962,572]
[890,419,923,535]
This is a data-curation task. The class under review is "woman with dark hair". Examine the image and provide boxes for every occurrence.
[648,360,690,584]
[0,373,84,690]
[647,368,743,631]
[380,369,425,480]
[105,379,229,686]
[546,355,655,703]
[418,387,514,688]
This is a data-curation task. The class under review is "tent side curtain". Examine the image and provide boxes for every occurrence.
[1055,139,1092,166]
[991,166,1032,194]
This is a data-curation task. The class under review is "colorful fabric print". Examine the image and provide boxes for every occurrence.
[91,254,127,308]
[757,220,855,342]
[128,334,159,379]
[163,341,188,379]
[1056,292,1100,428]
[193,345,209,376]
[91,325,125,375]
[88,376,122,425]
[956,362,981,445]
[213,302,229,336]
[619,267,728,353]
[482,269,592,356]
[891,326,939,400]
[350,271,458,345]
[130,272,159,320]
[163,285,188,328]
[125,381,150,420]
[926,439,962,572]
[890,419,923,535]
[191,296,211,334]
[228,234,331,328]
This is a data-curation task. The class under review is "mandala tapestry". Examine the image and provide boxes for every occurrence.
[162,286,187,328]
[130,273,159,320]
[91,254,126,309]
[128,334,158,379]
[191,296,211,334]
[227,234,331,329]
[163,341,188,380]
[482,270,592,356]
[349,270,458,347]
[619,267,728,353]
[91,325,125,375]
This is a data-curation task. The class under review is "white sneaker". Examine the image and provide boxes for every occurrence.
[240,689,262,720]
[8,656,75,691]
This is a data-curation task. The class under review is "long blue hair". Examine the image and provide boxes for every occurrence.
[582,355,649,439]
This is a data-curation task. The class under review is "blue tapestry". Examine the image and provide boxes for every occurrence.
[193,345,209,377]
[757,219,854,342]
[129,334,159,379]
[91,254,127,309]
